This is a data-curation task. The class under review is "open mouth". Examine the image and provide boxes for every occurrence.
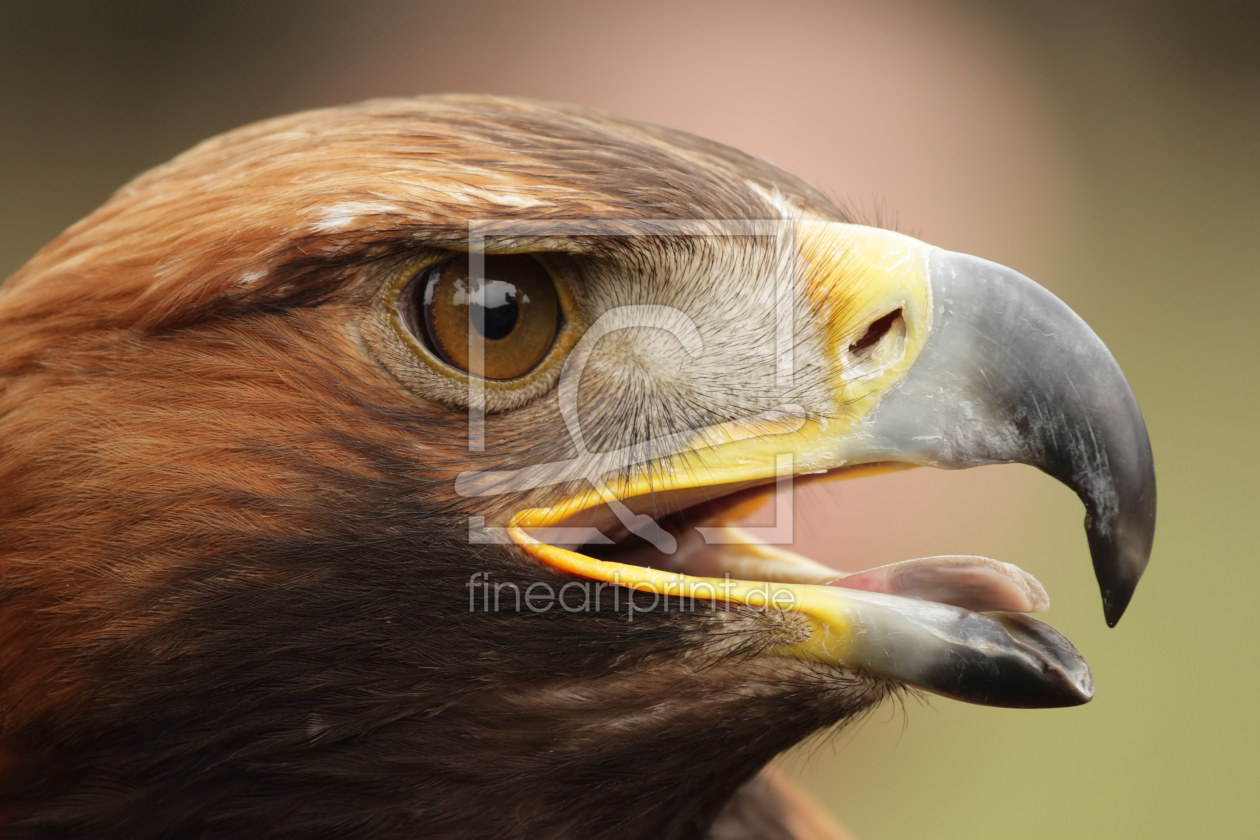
[507,468,1096,710]
[529,472,1050,615]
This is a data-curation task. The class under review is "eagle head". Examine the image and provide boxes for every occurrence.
[0,95,1154,839]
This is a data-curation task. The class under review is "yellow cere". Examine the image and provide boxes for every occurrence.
[796,220,934,411]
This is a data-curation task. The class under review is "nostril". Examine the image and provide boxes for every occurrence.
[849,308,903,355]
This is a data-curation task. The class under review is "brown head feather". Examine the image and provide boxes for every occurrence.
[0,95,862,839]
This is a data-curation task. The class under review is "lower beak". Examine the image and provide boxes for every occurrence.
[510,523,1097,708]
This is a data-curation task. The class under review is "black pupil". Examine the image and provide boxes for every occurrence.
[472,279,522,340]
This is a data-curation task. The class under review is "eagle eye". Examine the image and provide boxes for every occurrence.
[399,254,562,381]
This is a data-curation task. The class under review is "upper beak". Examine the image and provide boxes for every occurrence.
[468,220,1156,709]
[839,247,1156,627]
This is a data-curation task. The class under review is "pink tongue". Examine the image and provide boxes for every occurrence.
[828,555,1050,613]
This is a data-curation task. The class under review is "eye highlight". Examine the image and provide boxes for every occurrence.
[399,254,561,381]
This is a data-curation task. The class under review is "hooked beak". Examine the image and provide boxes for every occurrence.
[465,221,1156,709]
[838,247,1156,627]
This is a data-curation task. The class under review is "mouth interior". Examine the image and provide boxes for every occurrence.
[525,473,1050,616]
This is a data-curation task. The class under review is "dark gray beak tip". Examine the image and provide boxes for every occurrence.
[984,612,1095,708]
[1091,490,1156,628]
[908,611,1095,709]
[1084,389,1157,628]
[1102,592,1128,629]
[1096,548,1139,629]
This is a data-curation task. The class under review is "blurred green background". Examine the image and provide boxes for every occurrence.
[2,1,1255,837]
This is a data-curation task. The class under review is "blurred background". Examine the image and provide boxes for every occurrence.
[2,0,1256,837]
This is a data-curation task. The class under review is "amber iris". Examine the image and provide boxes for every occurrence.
[410,255,561,380]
